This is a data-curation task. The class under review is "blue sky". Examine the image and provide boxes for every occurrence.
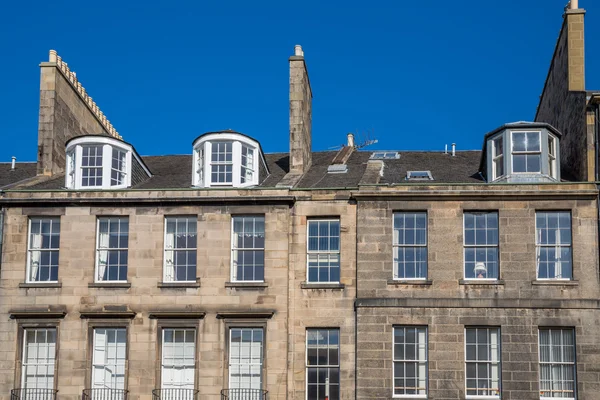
[1,0,599,162]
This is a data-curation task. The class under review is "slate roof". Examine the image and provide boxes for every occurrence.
[4,149,489,191]
[0,162,37,189]
[380,151,483,184]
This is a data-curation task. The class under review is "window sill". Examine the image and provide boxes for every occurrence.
[459,279,505,286]
[387,279,432,286]
[157,282,201,289]
[19,282,62,289]
[301,282,345,290]
[88,282,131,288]
[225,282,268,289]
[531,280,579,286]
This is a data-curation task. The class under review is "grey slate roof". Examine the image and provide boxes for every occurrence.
[5,150,488,191]
[0,162,37,189]
[380,151,483,184]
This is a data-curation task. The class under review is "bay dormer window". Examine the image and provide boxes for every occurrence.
[65,136,150,190]
[192,131,265,188]
[484,123,561,183]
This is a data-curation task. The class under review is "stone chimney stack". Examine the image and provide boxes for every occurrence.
[289,44,312,174]
[37,50,121,176]
[565,2,585,91]
[535,2,590,181]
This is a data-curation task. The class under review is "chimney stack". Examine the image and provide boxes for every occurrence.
[289,44,312,174]
[347,133,355,148]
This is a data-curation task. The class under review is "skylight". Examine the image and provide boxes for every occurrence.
[406,171,433,181]
[371,152,399,160]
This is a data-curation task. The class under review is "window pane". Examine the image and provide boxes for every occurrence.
[536,212,572,280]
[393,327,427,396]
[22,328,57,390]
[307,220,341,283]
[164,217,197,282]
[394,213,428,280]
[539,329,576,399]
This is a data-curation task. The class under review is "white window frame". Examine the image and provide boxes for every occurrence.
[510,131,542,174]
[548,134,557,179]
[464,327,501,399]
[192,133,261,188]
[392,326,428,399]
[538,328,576,400]
[210,141,234,186]
[161,328,196,390]
[26,217,60,283]
[463,212,499,281]
[91,328,127,390]
[65,136,150,190]
[228,328,264,391]
[306,219,341,284]
[163,217,197,283]
[491,136,504,180]
[231,216,265,283]
[305,328,340,400]
[535,211,572,281]
[95,217,129,283]
[392,212,428,280]
[21,328,57,390]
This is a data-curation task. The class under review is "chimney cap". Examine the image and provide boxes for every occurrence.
[294,45,304,57]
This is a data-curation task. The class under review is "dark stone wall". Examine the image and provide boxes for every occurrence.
[356,305,600,400]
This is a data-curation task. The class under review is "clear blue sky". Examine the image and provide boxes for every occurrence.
[1,0,599,162]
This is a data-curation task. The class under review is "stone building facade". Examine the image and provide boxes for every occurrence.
[1,2,600,400]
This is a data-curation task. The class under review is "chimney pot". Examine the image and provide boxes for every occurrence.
[347,133,355,148]
[294,45,304,57]
[11,156,16,170]
[451,143,456,157]
[49,50,57,63]
[570,0,579,9]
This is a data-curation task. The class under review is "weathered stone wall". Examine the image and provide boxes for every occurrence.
[131,156,149,186]
[535,10,589,181]
[356,305,600,400]
[356,196,599,299]
[287,199,356,399]
[37,63,110,176]
[0,203,291,400]
[355,188,600,399]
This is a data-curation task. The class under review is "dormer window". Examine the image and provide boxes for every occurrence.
[484,123,561,183]
[193,131,266,188]
[65,136,150,190]
[511,131,541,173]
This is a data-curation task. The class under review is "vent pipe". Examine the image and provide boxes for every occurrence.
[451,143,456,157]
[11,156,16,170]
[444,144,448,154]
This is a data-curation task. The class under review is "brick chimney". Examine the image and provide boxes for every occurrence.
[535,2,590,181]
[289,44,312,174]
[37,50,121,176]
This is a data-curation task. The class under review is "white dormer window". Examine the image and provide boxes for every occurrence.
[65,136,148,190]
[192,132,263,188]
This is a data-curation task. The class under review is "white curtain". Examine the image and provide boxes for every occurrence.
[29,232,42,281]
[164,230,175,281]
[97,230,109,281]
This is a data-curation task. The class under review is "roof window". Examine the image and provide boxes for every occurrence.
[371,152,399,160]
[406,171,433,181]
